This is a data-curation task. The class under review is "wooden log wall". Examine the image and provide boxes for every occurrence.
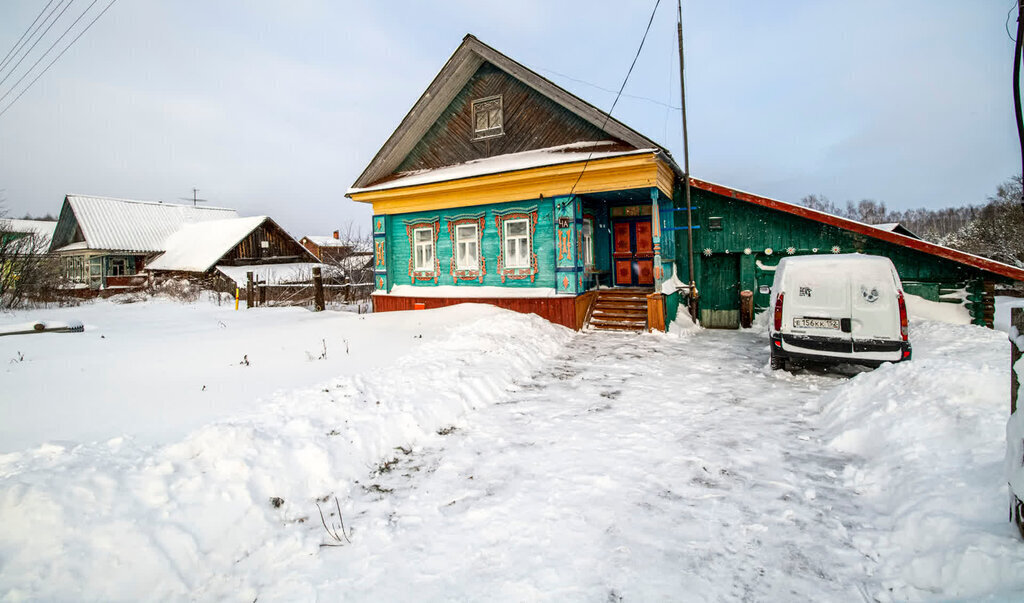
[393,62,629,176]
[373,295,581,330]
[221,221,307,265]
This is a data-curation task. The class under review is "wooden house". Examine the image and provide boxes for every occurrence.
[49,195,316,289]
[300,233,352,263]
[347,34,1024,330]
[1,219,56,252]
[146,215,319,285]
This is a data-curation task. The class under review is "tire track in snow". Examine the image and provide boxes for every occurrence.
[317,329,880,601]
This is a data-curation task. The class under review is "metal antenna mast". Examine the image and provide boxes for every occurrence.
[677,0,698,320]
[179,188,208,207]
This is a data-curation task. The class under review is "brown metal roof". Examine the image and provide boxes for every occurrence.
[691,178,1024,283]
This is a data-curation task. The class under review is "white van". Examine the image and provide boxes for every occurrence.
[767,254,911,370]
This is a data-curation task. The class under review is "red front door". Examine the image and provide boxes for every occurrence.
[612,219,654,286]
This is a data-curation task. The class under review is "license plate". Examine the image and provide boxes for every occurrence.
[794,317,840,330]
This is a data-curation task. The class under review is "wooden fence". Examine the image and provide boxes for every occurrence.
[243,267,373,311]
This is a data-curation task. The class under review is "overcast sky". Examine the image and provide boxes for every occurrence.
[0,0,1018,236]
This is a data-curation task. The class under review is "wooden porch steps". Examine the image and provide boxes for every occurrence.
[587,288,652,332]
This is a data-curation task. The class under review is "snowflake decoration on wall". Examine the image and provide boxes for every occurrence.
[743,248,752,255]
[764,248,773,256]
[812,248,819,253]
[702,248,712,257]
[786,246,796,255]
[831,245,841,254]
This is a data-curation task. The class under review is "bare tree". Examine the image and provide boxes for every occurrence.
[945,175,1024,268]
[0,207,62,309]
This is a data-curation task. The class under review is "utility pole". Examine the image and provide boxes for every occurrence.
[1015,1,1024,213]
[677,0,699,321]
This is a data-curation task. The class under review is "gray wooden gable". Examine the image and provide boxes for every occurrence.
[350,34,672,191]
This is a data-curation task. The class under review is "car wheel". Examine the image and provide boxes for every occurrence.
[770,352,784,371]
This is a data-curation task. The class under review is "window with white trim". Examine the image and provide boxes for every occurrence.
[582,219,594,267]
[455,223,479,270]
[413,227,434,271]
[472,95,503,139]
[504,219,530,269]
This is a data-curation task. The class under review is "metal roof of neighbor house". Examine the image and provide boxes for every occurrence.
[690,178,1024,283]
[1,219,57,249]
[146,216,270,273]
[60,195,239,253]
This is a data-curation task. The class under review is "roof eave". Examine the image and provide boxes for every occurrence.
[349,34,670,192]
[690,177,1024,283]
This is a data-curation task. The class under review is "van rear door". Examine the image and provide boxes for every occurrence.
[850,263,903,359]
[783,262,853,352]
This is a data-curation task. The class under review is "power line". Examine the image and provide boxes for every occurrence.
[1009,0,1018,42]
[567,0,663,198]
[0,0,58,74]
[0,0,76,90]
[0,0,101,106]
[533,65,681,111]
[0,0,118,120]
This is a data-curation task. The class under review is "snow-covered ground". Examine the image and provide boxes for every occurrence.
[0,298,1021,600]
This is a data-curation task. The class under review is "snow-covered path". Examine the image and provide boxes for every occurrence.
[4,301,1021,601]
[313,329,876,601]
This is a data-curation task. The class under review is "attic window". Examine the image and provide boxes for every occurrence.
[472,95,503,139]
[708,216,723,231]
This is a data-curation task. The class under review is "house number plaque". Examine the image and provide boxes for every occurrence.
[557,217,571,228]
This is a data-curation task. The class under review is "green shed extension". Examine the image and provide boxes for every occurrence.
[672,178,1024,328]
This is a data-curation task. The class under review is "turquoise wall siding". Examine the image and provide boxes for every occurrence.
[582,202,611,289]
[381,197,560,290]
[679,188,1001,325]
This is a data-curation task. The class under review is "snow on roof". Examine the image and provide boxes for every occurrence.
[336,251,373,271]
[52,241,89,252]
[872,222,920,239]
[2,218,56,238]
[216,262,324,286]
[147,216,268,273]
[1,219,56,249]
[348,142,655,195]
[66,195,239,253]
[302,235,349,248]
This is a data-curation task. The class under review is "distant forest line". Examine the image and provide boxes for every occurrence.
[800,174,1023,269]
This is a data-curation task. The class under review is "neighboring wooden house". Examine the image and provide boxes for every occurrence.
[300,233,352,263]
[146,215,319,285]
[1,219,57,251]
[346,34,1024,330]
[49,195,239,289]
[48,195,316,290]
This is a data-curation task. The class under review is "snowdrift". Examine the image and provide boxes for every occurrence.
[813,319,1024,599]
[0,304,572,600]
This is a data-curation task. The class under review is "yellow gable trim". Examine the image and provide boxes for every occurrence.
[349,153,675,215]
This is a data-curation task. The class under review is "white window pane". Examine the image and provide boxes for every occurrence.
[508,220,527,236]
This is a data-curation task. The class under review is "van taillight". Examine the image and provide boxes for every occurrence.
[897,292,908,341]
[774,292,785,331]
